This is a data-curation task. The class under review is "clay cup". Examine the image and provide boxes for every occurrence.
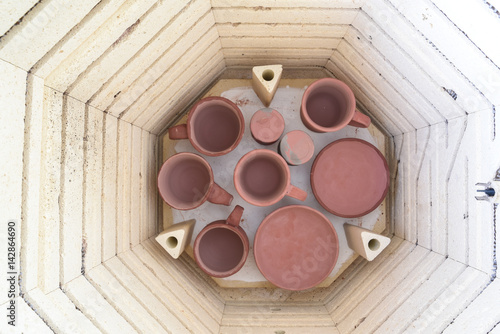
[158,152,233,210]
[301,78,371,132]
[234,149,307,206]
[168,96,245,156]
[194,205,249,278]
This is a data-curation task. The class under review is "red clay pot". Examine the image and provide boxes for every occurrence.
[301,78,371,132]
[250,107,285,145]
[158,152,233,210]
[254,205,339,291]
[193,205,249,278]
[310,138,390,218]
[168,96,245,156]
[278,130,315,166]
[234,149,307,206]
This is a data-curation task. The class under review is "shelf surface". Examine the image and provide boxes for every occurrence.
[161,78,388,288]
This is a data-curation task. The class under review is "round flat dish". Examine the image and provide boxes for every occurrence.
[279,130,315,166]
[250,108,285,145]
[254,205,339,291]
[311,138,389,218]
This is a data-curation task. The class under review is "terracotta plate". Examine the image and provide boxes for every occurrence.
[250,108,285,145]
[279,130,315,166]
[254,205,339,291]
[311,138,389,218]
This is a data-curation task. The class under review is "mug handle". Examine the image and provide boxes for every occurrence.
[207,182,233,206]
[286,184,307,201]
[226,205,244,227]
[348,110,371,128]
[168,124,188,140]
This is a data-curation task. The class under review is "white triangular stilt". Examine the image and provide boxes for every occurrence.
[155,219,196,259]
[343,223,391,261]
[252,64,283,107]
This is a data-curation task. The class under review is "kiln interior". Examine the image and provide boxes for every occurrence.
[1,0,499,333]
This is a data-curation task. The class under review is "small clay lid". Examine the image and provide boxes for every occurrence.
[250,108,285,145]
[254,205,339,291]
[279,130,315,165]
[311,138,389,218]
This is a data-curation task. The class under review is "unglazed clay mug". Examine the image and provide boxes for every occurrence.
[168,96,245,156]
[158,152,233,210]
[301,78,371,132]
[234,149,307,206]
[194,205,248,278]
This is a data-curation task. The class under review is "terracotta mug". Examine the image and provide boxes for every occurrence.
[301,78,371,132]
[234,149,307,206]
[158,152,233,210]
[194,205,248,278]
[168,96,245,156]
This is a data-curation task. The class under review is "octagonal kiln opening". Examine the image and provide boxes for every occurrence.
[1,1,499,333]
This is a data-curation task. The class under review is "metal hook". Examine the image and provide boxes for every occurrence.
[475,182,497,202]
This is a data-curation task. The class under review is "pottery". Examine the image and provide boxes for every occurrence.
[168,96,245,156]
[254,205,339,291]
[301,78,371,132]
[251,64,283,107]
[311,138,389,218]
[250,107,285,145]
[234,149,307,206]
[155,219,196,259]
[158,152,233,210]
[343,223,391,261]
[193,205,248,278]
[278,130,315,166]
